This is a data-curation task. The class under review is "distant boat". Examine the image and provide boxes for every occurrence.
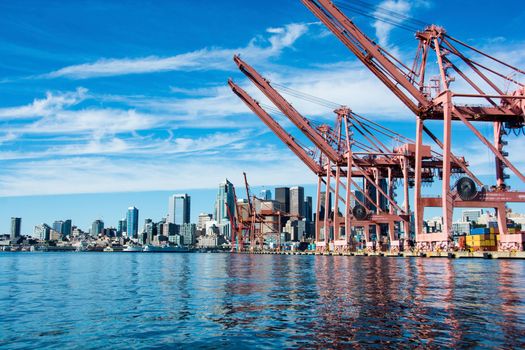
[142,244,190,253]
[122,245,142,252]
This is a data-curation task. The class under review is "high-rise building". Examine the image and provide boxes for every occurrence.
[319,192,332,220]
[52,220,64,236]
[91,220,104,236]
[259,189,272,200]
[63,219,72,237]
[214,180,235,239]
[304,196,313,222]
[117,219,127,237]
[127,207,139,238]
[275,187,290,213]
[168,194,191,225]
[34,223,51,241]
[290,186,304,217]
[10,217,21,240]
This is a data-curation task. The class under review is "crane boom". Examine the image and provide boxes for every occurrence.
[301,0,426,113]
[233,55,342,162]
[228,79,325,175]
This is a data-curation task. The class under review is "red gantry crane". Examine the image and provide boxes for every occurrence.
[229,56,467,252]
[302,0,525,251]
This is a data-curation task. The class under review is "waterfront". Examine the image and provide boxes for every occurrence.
[1,253,524,349]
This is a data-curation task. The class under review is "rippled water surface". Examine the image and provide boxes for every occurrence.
[1,253,524,349]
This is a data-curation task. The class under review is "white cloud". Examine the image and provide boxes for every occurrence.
[0,87,87,120]
[0,152,315,197]
[41,23,309,79]
[372,0,411,48]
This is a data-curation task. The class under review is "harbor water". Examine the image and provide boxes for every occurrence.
[1,253,524,348]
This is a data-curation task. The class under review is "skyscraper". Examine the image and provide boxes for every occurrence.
[304,196,313,222]
[275,187,290,213]
[319,191,332,220]
[10,217,21,240]
[290,186,304,217]
[117,219,127,236]
[214,180,235,223]
[91,220,104,236]
[168,194,191,225]
[52,220,64,236]
[63,220,72,238]
[127,206,139,238]
[214,180,235,239]
[259,189,272,200]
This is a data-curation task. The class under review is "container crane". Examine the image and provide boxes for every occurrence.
[230,57,468,252]
[303,0,525,250]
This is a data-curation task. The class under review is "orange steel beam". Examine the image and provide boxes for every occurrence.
[233,55,341,163]
[229,79,324,175]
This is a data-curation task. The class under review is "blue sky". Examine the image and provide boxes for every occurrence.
[0,0,524,234]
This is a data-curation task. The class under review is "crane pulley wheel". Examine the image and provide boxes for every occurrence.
[456,177,478,201]
[352,204,368,220]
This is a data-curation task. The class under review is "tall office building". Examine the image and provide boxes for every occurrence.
[168,194,191,225]
[117,219,127,236]
[275,187,290,213]
[259,189,272,200]
[52,220,64,236]
[10,217,21,240]
[63,219,72,238]
[214,180,235,223]
[304,196,313,222]
[214,180,235,239]
[290,186,304,217]
[91,220,104,236]
[319,191,332,220]
[127,206,139,238]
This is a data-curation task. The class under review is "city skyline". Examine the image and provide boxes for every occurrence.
[1,0,524,234]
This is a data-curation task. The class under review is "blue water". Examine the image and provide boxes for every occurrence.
[1,253,524,349]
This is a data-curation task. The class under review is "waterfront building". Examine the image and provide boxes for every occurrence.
[424,217,443,234]
[214,180,235,239]
[197,213,213,231]
[180,223,196,246]
[284,219,307,241]
[462,209,483,223]
[10,217,21,240]
[168,194,191,225]
[275,187,290,213]
[260,189,272,200]
[290,186,304,217]
[91,220,104,236]
[49,229,61,241]
[117,219,127,236]
[34,223,51,241]
[127,206,139,238]
[197,232,228,248]
[453,221,471,236]
[168,233,183,246]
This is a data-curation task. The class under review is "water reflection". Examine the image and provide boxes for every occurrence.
[0,253,524,349]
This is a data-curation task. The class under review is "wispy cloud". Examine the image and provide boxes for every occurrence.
[0,87,87,120]
[41,23,309,79]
